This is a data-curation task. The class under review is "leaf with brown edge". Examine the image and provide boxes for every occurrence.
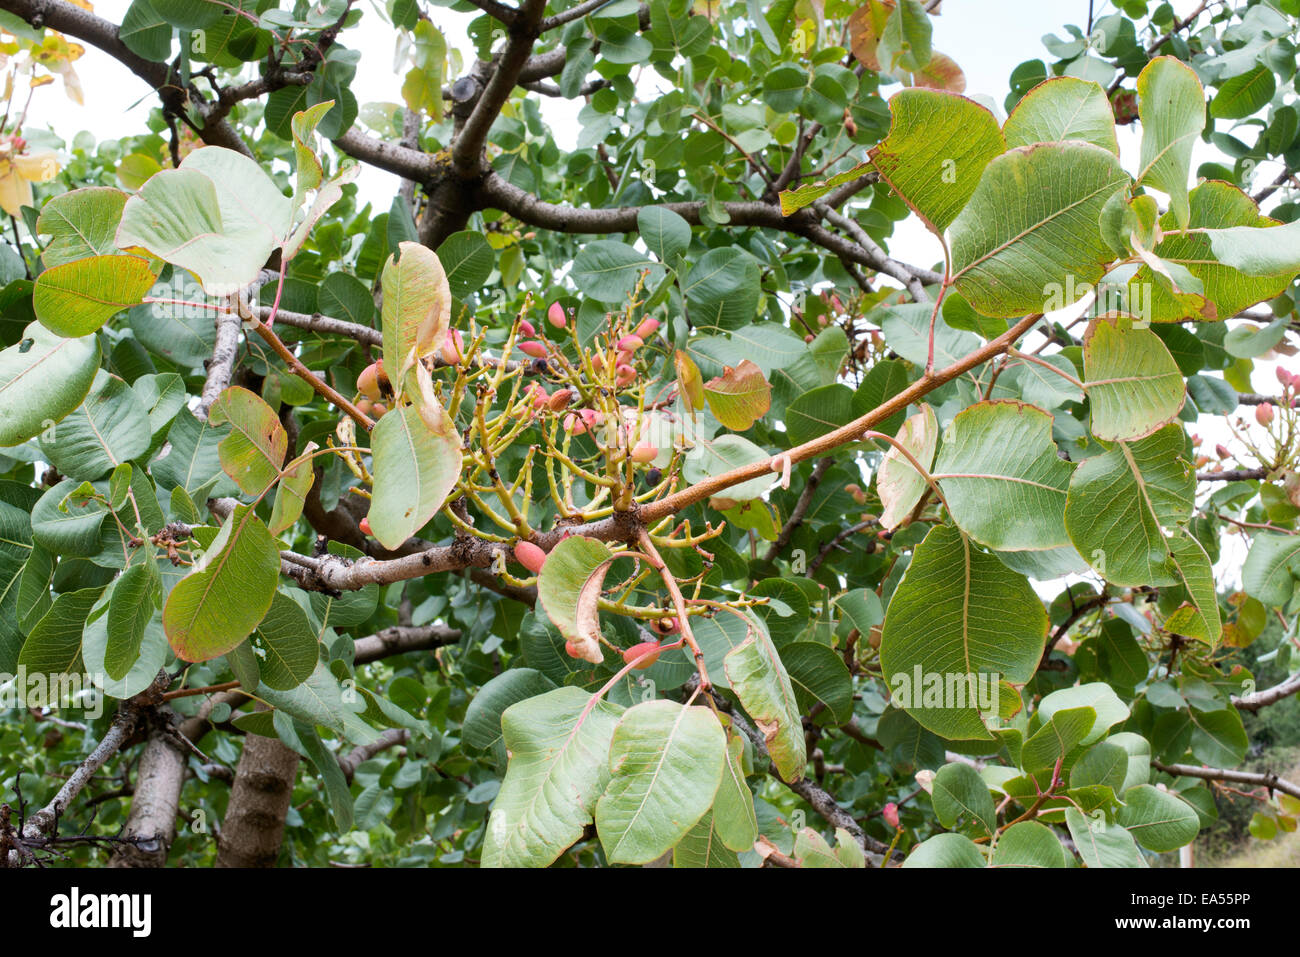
[723,610,806,781]
[208,386,287,497]
[704,359,771,431]
[381,242,451,396]
[869,88,1005,238]
[847,0,893,71]
[537,535,617,665]
[912,50,966,92]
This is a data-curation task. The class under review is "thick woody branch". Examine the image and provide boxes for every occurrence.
[335,128,438,182]
[463,0,521,24]
[1233,671,1300,713]
[339,729,410,783]
[269,305,382,346]
[196,310,243,421]
[479,171,939,283]
[2,0,252,154]
[1197,467,1268,482]
[18,707,137,846]
[451,0,548,177]
[1153,760,1300,801]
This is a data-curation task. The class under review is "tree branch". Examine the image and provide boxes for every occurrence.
[451,0,548,177]
[1233,671,1300,713]
[339,729,409,784]
[763,458,833,564]
[2,0,253,155]
[1153,760,1300,801]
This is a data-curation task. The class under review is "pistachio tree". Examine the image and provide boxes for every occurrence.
[1,0,1299,869]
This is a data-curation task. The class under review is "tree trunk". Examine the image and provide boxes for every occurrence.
[108,727,185,868]
[215,734,300,868]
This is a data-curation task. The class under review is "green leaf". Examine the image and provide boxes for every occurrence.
[19,587,101,679]
[682,434,774,501]
[877,0,932,73]
[251,591,320,690]
[268,445,315,536]
[295,722,354,831]
[33,255,156,338]
[462,668,557,752]
[1066,807,1146,867]
[683,248,760,332]
[1210,65,1275,120]
[40,371,151,481]
[933,400,1073,551]
[258,660,352,734]
[933,762,996,835]
[950,141,1129,318]
[1070,740,1130,792]
[880,524,1047,740]
[0,322,100,447]
[991,820,1068,867]
[1163,528,1221,646]
[483,686,624,868]
[637,206,691,264]
[83,611,169,700]
[723,611,807,781]
[1117,784,1199,851]
[151,407,232,495]
[1037,682,1130,746]
[36,187,130,266]
[784,384,858,448]
[571,240,655,303]
[1135,56,1204,229]
[105,557,162,680]
[869,89,1005,236]
[536,535,615,665]
[1131,182,1296,322]
[117,147,295,296]
[162,504,280,661]
[879,301,978,369]
[781,641,853,725]
[30,479,107,556]
[712,732,758,852]
[367,396,462,550]
[902,832,985,867]
[119,0,173,61]
[877,403,937,530]
[435,231,494,301]
[1064,424,1194,586]
[1188,707,1247,766]
[1082,316,1185,441]
[779,160,873,216]
[1021,706,1096,772]
[672,812,740,868]
[1198,217,1300,279]
[1242,532,1300,607]
[1002,76,1118,154]
[595,699,727,865]
[208,386,287,497]
[381,242,451,393]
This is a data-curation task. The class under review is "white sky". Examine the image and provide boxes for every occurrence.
[21,0,1290,586]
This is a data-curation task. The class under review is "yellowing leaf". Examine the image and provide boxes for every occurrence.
[703,359,771,431]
